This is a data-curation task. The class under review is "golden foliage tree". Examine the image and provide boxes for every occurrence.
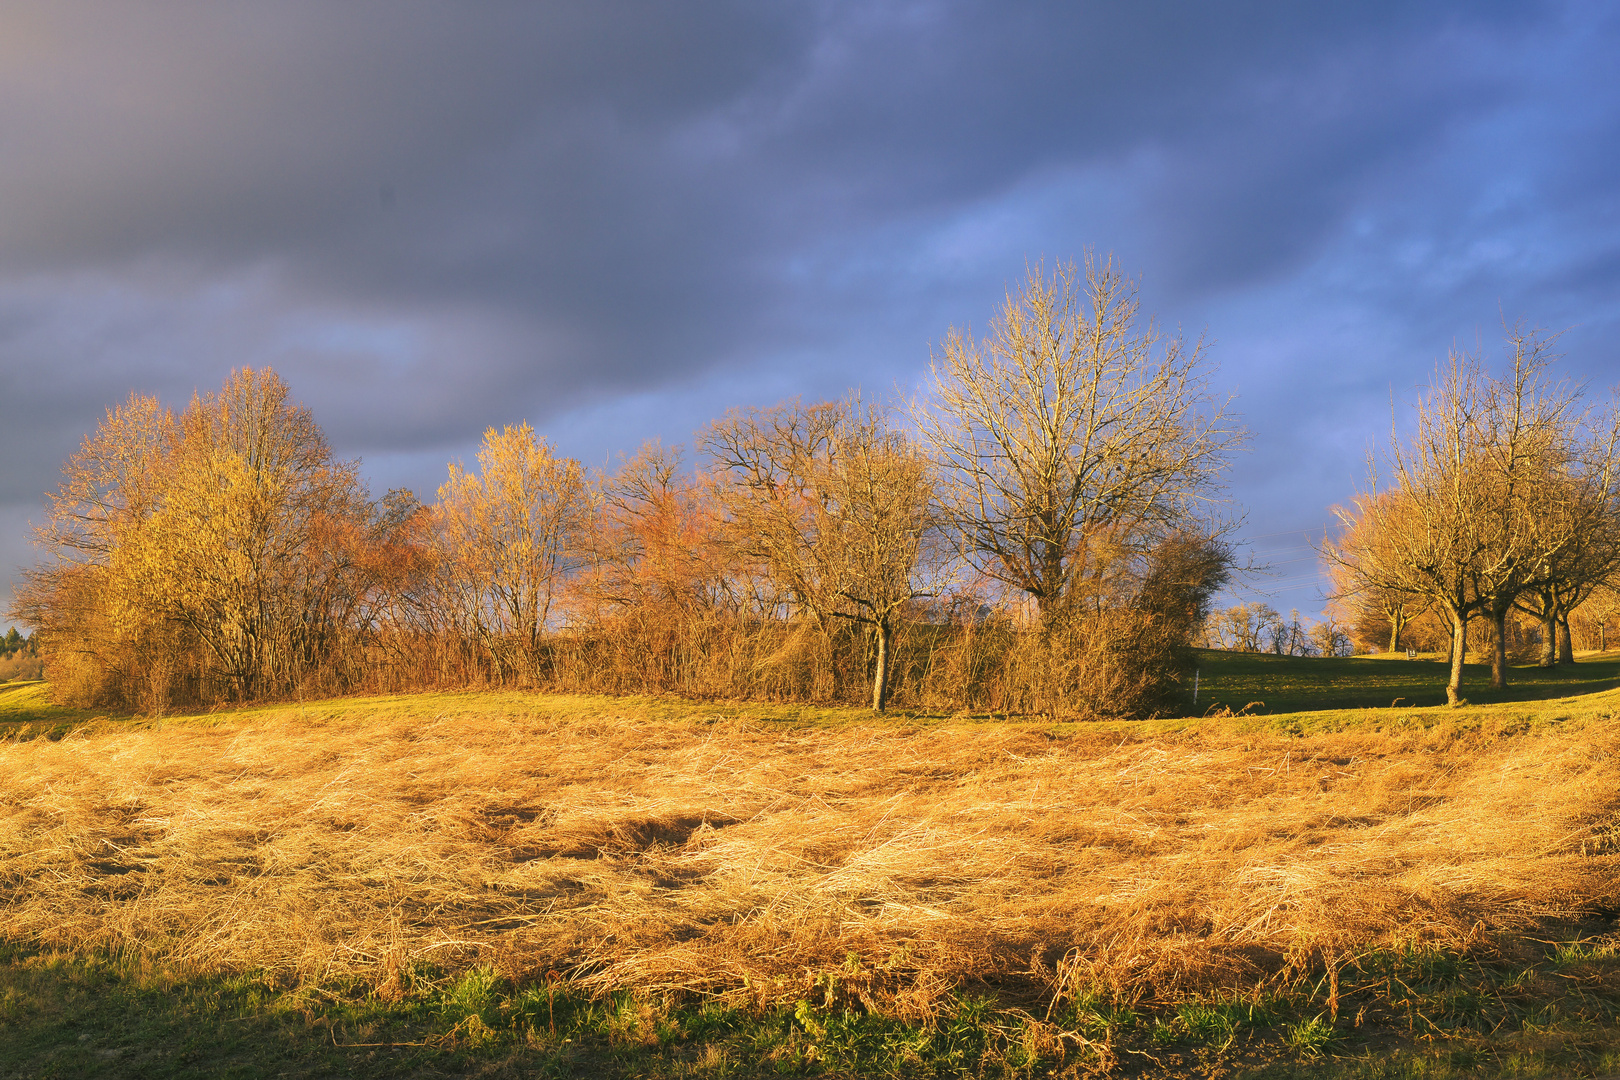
[433,423,591,684]
[16,369,376,705]
[12,393,177,704]
[1327,491,1432,654]
[130,369,369,699]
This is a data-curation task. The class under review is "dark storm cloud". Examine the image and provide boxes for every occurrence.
[2,0,1615,617]
[0,2,1542,341]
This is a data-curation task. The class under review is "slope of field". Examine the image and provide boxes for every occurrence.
[1189,648,1620,715]
[3,661,1620,1076]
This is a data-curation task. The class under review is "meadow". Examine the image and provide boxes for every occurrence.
[2,652,1619,1078]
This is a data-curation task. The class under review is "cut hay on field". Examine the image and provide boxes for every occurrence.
[2,700,1618,1014]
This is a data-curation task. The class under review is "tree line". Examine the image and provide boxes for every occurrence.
[0,628,35,660]
[1196,602,1355,658]
[13,257,1243,716]
[1326,327,1620,704]
[0,628,42,682]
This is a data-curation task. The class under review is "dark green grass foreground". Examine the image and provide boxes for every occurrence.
[4,935,1619,1079]
[1186,648,1620,715]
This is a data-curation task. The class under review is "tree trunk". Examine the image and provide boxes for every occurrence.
[1539,612,1559,667]
[1559,617,1574,664]
[1447,612,1467,706]
[871,619,891,713]
[1387,611,1406,654]
[1489,606,1509,691]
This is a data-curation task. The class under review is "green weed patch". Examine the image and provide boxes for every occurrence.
[6,933,1620,1078]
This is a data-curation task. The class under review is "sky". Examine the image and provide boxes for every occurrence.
[3,0,1619,626]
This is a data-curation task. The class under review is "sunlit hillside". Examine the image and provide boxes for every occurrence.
[4,659,1619,1077]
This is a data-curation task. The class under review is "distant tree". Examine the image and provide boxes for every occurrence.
[1201,601,1283,652]
[1308,616,1354,658]
[1573,581,1620,653]
[1270,609,1312,656]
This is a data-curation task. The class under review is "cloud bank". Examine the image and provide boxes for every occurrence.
[4,0,1617,618]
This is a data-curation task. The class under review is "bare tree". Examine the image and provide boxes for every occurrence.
[1466,330,1577,688]
[1327,354,1494,704]
[1509,395,1620,667]
[1200,601,1282,652]
[1328,327,1619,701]
[1271,609,1312,656]
[916,255,1242,631]
[1326,493,1432,653]
[702,400,938,712]
[1307,616,1354,658]
[1574,580,1620,653]
[584,442,734,618]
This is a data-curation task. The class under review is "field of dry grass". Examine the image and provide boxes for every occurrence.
[4,684,1618,1036]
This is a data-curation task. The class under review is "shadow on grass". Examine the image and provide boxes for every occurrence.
[0,680,130,739]
[5,934,1620,1080]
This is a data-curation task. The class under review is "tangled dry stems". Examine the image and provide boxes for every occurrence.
[2,698,1617,1018]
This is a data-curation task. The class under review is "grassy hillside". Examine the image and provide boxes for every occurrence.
[0,679,119,731]
[2,663,1619,1077]
[1187,647,1620,715]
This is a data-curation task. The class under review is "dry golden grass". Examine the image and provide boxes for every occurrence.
[3,692,1618,1017]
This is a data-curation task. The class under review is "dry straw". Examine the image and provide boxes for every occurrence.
[2,700,1617,1013]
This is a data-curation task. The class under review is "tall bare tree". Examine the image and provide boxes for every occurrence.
[916,255,1241,630]
[1467,331,1571,688]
